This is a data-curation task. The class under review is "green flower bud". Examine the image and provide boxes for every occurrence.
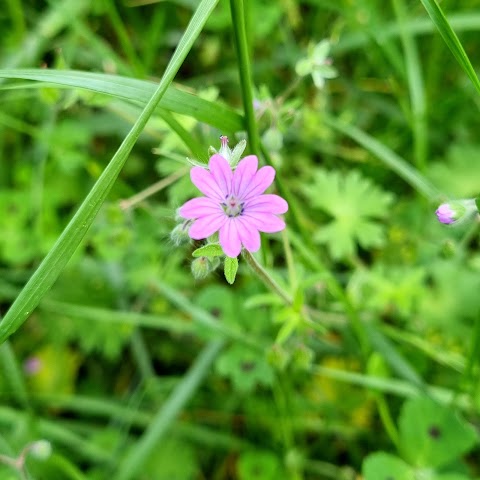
[170,219,193,246]
[191,257,210,279]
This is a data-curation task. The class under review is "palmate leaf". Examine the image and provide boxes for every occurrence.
[303,169,394,259]
[0,69,244,132]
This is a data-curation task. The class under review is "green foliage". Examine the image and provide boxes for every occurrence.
[302,168,394,259]
[215,344,274,393]
[362,396,478,478]
[2,0,480,479]
[224,256,239,284]
[398,397,477,469]
[237,450,282,480]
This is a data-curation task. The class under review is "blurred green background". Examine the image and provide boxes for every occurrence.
[1,0,480,478]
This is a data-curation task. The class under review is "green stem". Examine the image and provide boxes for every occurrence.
[242,250,293,305]
[105,0,144,76]
[392,0,428,172]
[229,0,261,154]
[375,395,400,449]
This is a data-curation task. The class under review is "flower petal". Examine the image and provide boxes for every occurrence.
[242,165,275,200]
[179,197,222,219]
[236,217,261,252]
[209,154,233,197]
[244,194,288,214]
[190,167,223,201]
[233,155,258,198]
[244,212,286,233]
[188,214,226,239]
[219,219,242,257]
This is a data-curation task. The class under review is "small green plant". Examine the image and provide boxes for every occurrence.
[363,396,478,479]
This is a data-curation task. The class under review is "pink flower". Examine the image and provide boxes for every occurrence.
[435,204,457,224]
[179,154,288,257]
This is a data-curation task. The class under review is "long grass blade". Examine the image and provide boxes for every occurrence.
[0,69,244,132]
[419,0,480,96]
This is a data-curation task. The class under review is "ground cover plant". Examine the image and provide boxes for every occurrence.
[1,0,480,478]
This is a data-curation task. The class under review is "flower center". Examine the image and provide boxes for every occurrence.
[221,195,244,217]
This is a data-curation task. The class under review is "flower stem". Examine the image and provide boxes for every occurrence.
[242,250,293,305]
[229,0,261,155]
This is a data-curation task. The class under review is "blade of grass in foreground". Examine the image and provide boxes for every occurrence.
[420,0,480,97]
[0,69,244,133]
[0,0,220,345]
[115,339,224,480]
[323,115,439,200]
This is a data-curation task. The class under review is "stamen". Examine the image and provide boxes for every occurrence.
[220,135,229,148]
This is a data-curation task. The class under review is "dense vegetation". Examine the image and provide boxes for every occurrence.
[1,0,480,478]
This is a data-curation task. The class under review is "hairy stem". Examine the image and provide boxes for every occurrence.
[242,250,293,305]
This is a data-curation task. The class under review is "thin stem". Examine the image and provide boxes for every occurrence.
[229,0,261,154]
[375,395,400,449]
[242,250,293,305]
[282,230,298,293]
[119,168,188,210]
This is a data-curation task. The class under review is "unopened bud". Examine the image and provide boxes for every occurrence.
[435,199,477,225]
[171,219,193,246]
[191,257,211,279]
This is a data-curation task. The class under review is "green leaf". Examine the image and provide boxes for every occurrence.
[362,452,413,480]
[192,243,224,258]
[419,0,480,97]
[0,0,221,345]
[0,69,244,133]
[224,256,239,284]
[237,450,281,480]
[215,344,274,393]
[399,396,478,468]
[303,168,393,259]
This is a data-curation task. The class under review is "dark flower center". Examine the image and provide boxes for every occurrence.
[221,195,244,217]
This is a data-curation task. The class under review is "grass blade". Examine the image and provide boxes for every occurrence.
[323,115,439,200]
[0,69,244,132]
[419,0,480,96]
[116,339,224,480]
[0,0,220,345]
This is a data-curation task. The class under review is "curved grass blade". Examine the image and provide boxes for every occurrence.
[323,115,439,200]
[419,0,480,96]
[0,0,220,345]
[0,69,244,132]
